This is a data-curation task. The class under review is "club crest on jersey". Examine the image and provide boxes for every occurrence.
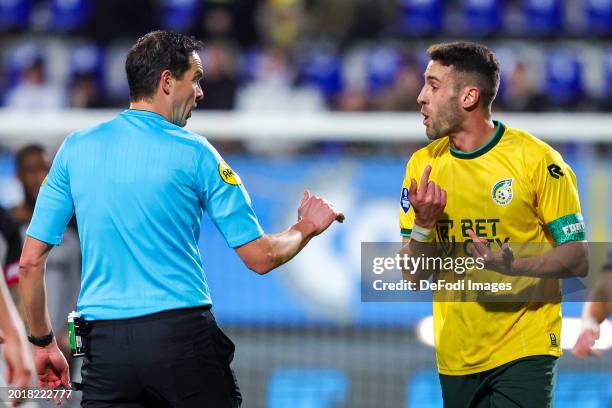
[218,161,241,186]
[400,187,411,213]
[491,179,513,206]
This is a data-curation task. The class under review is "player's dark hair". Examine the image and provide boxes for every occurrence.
[427,42,500,110]
[16,144,45,170]
[125,30,204,102]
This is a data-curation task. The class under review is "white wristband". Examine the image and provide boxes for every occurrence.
[411,224,434,243]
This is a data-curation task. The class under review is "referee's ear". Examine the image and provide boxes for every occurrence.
[160,70,174,95]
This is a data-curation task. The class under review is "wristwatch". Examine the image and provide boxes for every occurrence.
[27,330,54,347]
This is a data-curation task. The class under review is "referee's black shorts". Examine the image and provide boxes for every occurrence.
[81,306,241,408]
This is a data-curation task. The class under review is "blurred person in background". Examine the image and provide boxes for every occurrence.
[0,266,35,406]
[376,60,422,112]
[573,247,612,359]
[69,73,105,108]
[497,62,547,112]
[257,0,304,49]
[18,30,343,407]
[0,207,22,305]
[13,145,81,360]
[237,47,324,112]
[4,55,66,111]
[199,42,238,110]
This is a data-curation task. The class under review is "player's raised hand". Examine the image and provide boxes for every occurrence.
[298,189,345,236]
[468,229,514,274]
[408,165,446,229]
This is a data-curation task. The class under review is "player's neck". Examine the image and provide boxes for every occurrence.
[449,117,496,153]
[129,100,172,123]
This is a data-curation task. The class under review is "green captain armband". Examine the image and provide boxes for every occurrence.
[547,213,586,244]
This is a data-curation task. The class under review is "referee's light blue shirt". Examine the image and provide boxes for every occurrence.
[27,109,264,320]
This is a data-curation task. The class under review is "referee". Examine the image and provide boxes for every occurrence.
[18,31,344,408]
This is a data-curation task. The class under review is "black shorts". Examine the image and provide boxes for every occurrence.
[80,306,241,408]
[439,355,558,408]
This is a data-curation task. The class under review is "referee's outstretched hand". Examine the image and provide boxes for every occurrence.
[298,190,344,236]
[408,165,446,229]
[34,340,71,405]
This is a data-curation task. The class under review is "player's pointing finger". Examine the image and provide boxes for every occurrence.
[419,165,432,193]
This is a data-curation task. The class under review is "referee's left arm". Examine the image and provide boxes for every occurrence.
[18,237,54,336]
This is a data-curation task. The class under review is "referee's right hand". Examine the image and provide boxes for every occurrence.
[409,165,446,229]
[298,190,345,236]
[33,339,71,404]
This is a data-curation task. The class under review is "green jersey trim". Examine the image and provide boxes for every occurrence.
[401,228,412,237]
[547,213,586,244]
[450,121,505,160]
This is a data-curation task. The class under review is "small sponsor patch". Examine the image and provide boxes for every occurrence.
[400,187,411,213]
[491,178,514,206]
[218,161,241,186]
[549,333,557,347]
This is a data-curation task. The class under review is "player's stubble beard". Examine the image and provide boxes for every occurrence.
[426,93,464,141]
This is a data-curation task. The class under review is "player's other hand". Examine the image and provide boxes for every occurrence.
[409,165,446,229]
[3,333,34,406]
[298,190,345,236]
[572,324,602,359]
[34,340,71,405]
[468,229,514,274]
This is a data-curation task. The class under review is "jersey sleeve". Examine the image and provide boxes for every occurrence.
[532,147,585,245]
[198,142,264,248]
[399,155,421,238]
[27,138,75,245]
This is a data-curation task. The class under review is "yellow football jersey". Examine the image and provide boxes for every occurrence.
[399,121,585,375]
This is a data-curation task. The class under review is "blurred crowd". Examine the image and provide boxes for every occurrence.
[1,0,612,113]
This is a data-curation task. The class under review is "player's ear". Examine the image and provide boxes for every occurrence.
[462,86,480,111]
[160,70,174,95]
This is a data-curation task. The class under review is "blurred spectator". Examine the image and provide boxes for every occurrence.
[258,0,304,49]
[12,145,81,359]
[68,44,106,108]
[237,47,324,112]
[199,42,238,110]
[498,61,547,112]
[335,88,368,112]
[375,61,422,111]
[0,207,22,311]
[69,73,105,108]
[4,54,66,110]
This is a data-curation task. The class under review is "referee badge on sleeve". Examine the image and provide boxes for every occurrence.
[400,187,411,213]
[218,161,241,186]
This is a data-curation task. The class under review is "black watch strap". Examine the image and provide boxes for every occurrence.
[28,330,54,347]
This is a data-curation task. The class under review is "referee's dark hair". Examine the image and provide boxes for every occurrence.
[126,30,204,102]
[427,42,500,111]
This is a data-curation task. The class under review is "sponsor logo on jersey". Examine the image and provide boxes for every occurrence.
[400,187,411,213]
[491,178,513,206]
[218,161,241,186]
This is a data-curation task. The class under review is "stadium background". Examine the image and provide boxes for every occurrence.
[0,0,611,407]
